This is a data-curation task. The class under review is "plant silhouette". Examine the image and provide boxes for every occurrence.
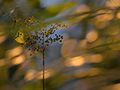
[13,16,69,90]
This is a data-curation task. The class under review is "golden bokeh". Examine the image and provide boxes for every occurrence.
[36,69,53,80]
[11,55,25,65]
[89,54,103,63]
[94,10,113,23]
[86,31,98,43]
[79,39,88,48]
[6,46,23,59]
[102,83,120,90]
[116,12,120,19]
[106,0,120,8]
[0,59,6,67]
[24,70,36,81]
[0,35,7,44]
[64,56,85,67]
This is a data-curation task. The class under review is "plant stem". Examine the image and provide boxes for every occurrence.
[42,48,45,90]
[42,32,45,90]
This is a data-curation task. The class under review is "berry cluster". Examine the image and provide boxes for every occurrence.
[24,30,63,54]
[14,16,69,55]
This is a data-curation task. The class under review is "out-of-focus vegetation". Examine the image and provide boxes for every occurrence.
[0,0,120,90]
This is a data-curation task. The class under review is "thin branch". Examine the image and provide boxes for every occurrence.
[88,40,120,50]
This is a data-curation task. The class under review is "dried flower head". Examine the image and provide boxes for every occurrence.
[14,16,69,55]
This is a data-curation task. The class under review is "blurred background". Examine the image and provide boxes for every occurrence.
[0,0,120,90]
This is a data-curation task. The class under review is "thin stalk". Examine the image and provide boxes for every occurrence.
[42,32,45,90]
[42,48,45,90]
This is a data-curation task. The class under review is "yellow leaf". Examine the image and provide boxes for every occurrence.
[15,31,24,44]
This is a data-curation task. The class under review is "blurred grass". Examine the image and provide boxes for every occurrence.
[0,0,120,90]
